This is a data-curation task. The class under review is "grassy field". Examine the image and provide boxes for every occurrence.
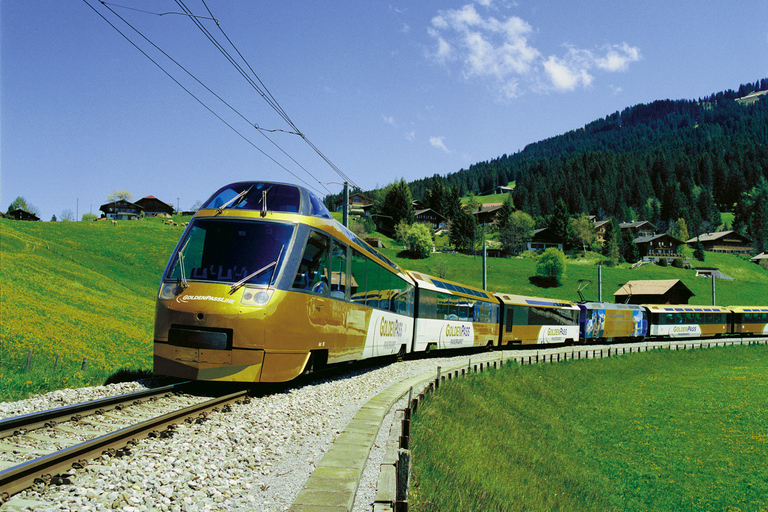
[2,215,767,401]
[380,246,768,306]
[0,217,187,400]
[409,344,768,511]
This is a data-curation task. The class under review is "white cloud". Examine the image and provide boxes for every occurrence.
[429,136,451,153]
[383,114,396,126]
[405,130,416,142]
[427,3,640,97]
[595,43,641,72]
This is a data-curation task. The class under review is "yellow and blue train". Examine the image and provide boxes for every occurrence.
[153,182,768,382]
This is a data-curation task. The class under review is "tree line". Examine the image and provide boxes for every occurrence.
[328,79,768,256]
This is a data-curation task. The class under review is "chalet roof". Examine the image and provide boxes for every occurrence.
[633,233,683,245]
[614,279,693,297]
[414,208,447,220]
[751,252,768,262]
[686,230,752,244]
[619,220,656,230]
[593,219,611,229]
[472,204,504,215]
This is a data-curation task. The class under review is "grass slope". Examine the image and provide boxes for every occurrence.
[0,218,186,400]
[1,217,766,401]
[410,345,768,511]
[380,247,768,306]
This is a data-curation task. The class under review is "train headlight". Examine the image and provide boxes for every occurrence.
[159,282,181,300]
[241,288,273,307]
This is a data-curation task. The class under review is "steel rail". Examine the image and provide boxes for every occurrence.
[0,389,249,501]
[0,382,191,439]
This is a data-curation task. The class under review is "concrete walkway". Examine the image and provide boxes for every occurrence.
[288,352,510,512]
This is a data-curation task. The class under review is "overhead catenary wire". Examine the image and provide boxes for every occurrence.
[102,1,330,195]
[85,0,335,196]
[94,0,358,193]
[187,0,360,189]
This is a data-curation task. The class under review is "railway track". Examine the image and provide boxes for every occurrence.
[0,383,251,501]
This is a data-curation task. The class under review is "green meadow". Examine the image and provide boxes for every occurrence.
[0,217,187,401]
[2,216,768,401]
[410,345,768,512]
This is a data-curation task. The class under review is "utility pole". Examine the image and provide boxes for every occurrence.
[343,181,349,228]
[482,241,487,290]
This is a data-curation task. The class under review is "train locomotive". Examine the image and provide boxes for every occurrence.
[153,181,768,383]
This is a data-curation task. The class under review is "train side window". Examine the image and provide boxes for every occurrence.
[350,250,367,304]
[378,270,392,311]
[366,263,381,308]
[293,231,330,295]
[330,240,348,300]
[418,289,438,319]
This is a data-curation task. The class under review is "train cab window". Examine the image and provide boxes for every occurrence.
[166,219,294,286]
[330,240,348,300]
[293,231,330,295]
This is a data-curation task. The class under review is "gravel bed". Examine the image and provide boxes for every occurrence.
[0,382,151,421]
[0,353,496,512]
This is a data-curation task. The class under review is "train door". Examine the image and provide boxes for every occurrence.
[291,231,346,361]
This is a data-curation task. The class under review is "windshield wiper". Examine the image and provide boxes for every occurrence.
[177,238,191,289]
[229,244,285,294]
[216,185,253,214]
[256,186,272,217]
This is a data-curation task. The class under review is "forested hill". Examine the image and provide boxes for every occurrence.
[407,78,768,235]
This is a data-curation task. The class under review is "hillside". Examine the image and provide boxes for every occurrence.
[2,218,768,400]
[0,218,186,398]
[393,79,768,254]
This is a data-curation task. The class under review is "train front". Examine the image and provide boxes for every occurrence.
[153,181,308,382]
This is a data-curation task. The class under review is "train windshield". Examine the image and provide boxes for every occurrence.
[166,219,294,286]
[202,182,301,213]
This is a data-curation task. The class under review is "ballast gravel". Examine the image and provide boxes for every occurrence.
[0,353,503,512]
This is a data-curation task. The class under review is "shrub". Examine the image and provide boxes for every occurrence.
[658,258,668,267]
[671,258,684,268]
[404,223,433,259]
[535,248,566,286]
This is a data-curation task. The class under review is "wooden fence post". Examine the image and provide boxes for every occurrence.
[26,349,33,371]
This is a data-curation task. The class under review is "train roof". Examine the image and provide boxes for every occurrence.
[200,181,330,218]
[494,293,578,310]
[407,271,495,301]
[643,304,731,313]
[726,306,768,313]
[197,181,407,277]
[578,302,646,311]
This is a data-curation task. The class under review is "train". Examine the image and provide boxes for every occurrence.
[153,181,768,383]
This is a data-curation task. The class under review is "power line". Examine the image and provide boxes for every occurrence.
[188,0,360,189]
[84,0,330,196]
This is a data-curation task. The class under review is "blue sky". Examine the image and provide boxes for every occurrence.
[2,1,766,221]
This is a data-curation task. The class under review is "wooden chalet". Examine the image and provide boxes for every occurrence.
[686,231,753,255]
[99,200,143,220]
[7,209,40,221]
[472,204,504,225]
[135,196,174,217]
[751,252,768,265]
[619,221,657,238]
[414,208,447,230]
[614,279,694,305]
[527,227,563,252]
[634,233,684,261]
[593,219,611,245]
